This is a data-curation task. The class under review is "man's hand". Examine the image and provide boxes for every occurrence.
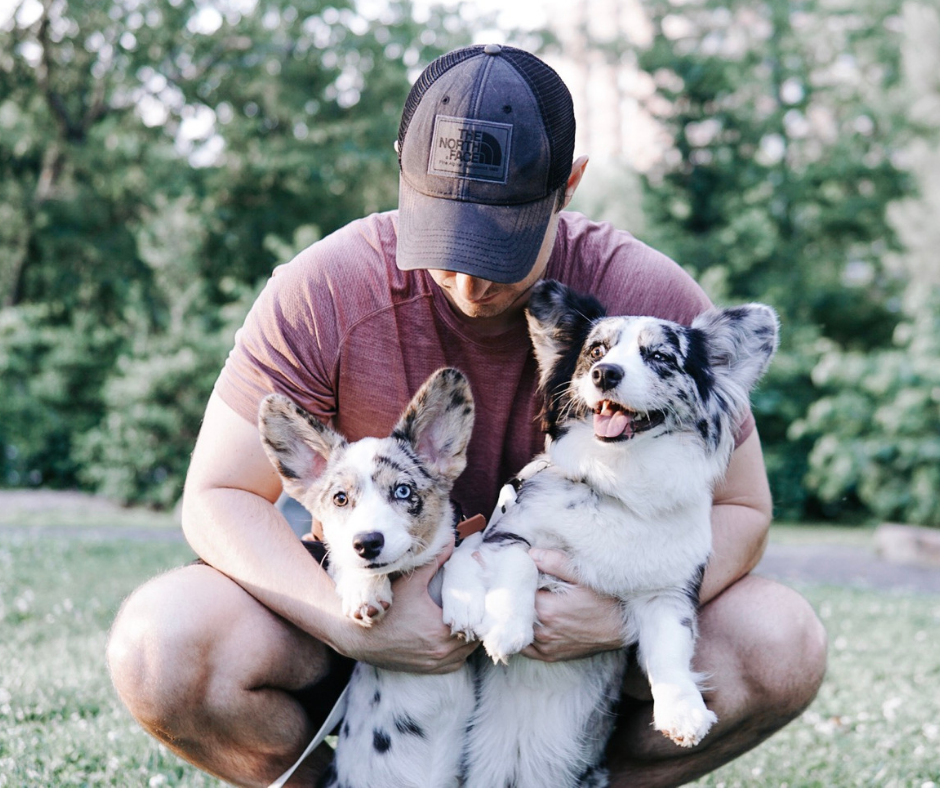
[329,538,479,674]
[520,548,626,662]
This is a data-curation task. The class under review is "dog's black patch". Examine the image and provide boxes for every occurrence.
[315,760,339,788]
[683,327,716,405]
[641,328,683,380]
[528,280,606,438]
[276,460,300,481]
[391,439,434,480]
[395,714,426,738]
[578,764,611,788]
[374,454,408,475]
[391,411,416,444]
[407,493,424,518]
[371,689,381,706]
[372,728,392,753]
[696,418,710,444]
[483,530,532,549]
[449,388,472,413]
[683,562,707,610]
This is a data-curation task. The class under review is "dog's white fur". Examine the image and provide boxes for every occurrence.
[442,280,779,788]
[258,368,476,788]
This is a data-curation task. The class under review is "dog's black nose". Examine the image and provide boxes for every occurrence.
[592,363,623,391]
[353,531,385,560]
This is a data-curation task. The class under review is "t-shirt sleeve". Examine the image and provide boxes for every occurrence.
[214,254,340,426]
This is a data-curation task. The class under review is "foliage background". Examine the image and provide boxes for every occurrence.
[1,0,938,527]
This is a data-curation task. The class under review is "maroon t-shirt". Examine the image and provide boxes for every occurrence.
[215,210,753,518]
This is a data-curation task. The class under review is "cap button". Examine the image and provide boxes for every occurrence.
[483,44,502,55]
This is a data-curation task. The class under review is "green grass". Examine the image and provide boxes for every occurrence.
[1,514,938,787]
[0,533,223,787]
[691,584,940,788]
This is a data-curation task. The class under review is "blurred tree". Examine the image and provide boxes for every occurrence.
[792,2,940,527]
[75,281,261,508]
[0,0,475,500]
[634,0,913,518]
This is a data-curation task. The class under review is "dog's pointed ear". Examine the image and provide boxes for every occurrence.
[392,368,475,485]
[526,279,606,389]
[692,303,779,406]
[258,394,346,501]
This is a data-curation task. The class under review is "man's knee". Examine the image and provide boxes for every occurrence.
[107,567,225,728]
[728,577,828,719]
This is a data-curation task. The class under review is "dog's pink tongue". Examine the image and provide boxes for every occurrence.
[594,402,629,439]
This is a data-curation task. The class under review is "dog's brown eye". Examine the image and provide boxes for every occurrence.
[589,344,607,361]
[333,491,349,507]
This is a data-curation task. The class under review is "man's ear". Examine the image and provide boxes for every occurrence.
[561,155,589,210]
[257,394,346,502]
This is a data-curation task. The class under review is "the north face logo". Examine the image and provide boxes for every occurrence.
[438,130,502,166]
[428,116,512,183]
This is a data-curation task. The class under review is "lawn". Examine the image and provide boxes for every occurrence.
[1,509,938,787]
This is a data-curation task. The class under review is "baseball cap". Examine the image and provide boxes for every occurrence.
[396,44,576,285]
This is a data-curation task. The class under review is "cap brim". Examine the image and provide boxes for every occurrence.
[396,177,555,285]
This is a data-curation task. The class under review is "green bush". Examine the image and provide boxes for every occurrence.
[75,289,256,508]
[792,292,940,526]
[0,305,122,488]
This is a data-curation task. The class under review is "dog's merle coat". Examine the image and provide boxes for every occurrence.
[442,280,779,788]
[258,369,475,788]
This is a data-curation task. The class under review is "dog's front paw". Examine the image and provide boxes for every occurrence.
[482,625,533,665]
[441,533,487,640]
[480,613,534,665]
[478,579,536,664]
[339,579,393,628]
[653,692,717,748]
[442,584,485,641]
[345,597,391,627]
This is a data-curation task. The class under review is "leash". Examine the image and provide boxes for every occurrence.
[267,685,349,788]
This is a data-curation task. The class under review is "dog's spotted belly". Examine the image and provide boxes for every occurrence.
[326,664,475,788]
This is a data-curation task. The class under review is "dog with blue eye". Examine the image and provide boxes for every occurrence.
[258,368,475,788]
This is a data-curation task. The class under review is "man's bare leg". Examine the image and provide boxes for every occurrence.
[107,564,346,787]
[607,575,828,788]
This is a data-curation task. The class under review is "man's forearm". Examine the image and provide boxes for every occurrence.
[180,486,473,674]
[700,501,770,605]
[700,430,773,605]
[182,486,347,646]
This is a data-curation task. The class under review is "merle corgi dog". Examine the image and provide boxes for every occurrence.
[259,368,475,788]
[442,280,779,788]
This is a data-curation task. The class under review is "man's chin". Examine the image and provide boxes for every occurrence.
[460,302,504,319]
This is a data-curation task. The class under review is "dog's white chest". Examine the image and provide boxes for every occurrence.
[506,466,711,597]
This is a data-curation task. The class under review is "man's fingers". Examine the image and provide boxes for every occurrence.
[433,534,456,569]
[406,535,455,582]
[529,547,576,583]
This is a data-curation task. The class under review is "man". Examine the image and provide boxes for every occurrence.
[107,45,827,787]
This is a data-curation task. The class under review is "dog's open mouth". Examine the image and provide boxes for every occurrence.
[593,401,666,441]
